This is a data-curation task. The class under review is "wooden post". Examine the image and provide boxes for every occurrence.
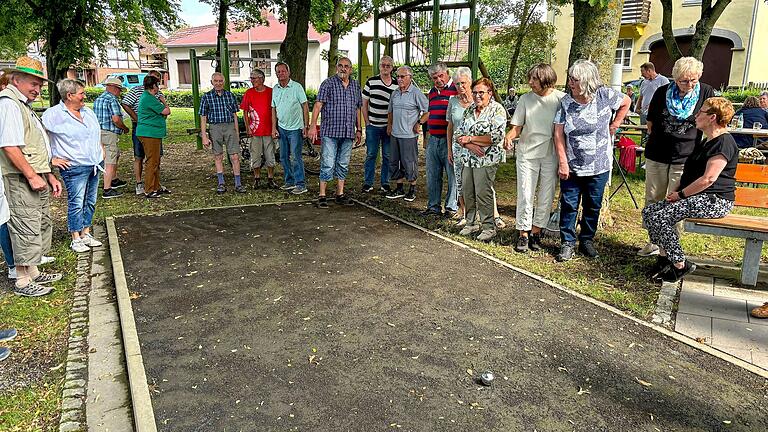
[190,49,202,150]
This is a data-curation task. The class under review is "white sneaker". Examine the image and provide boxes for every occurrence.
[40,256,55,265]
[637,243,660,256]
[8,267,17,279]
[70,239,90,253]
[81,233,103,247]
[136,182,145,195]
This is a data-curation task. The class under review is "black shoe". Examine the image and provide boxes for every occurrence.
[361,184,374,193]
[317,196,329,209]
[253,178,261,189]
[661,260,697,282]
[102,188,123,199]
[158,185,171,194]
[145,191,162,199]
[267,179,279,189]
[380,184,391,193]
[556,243,575,262]
[515,235,529,252]
[386,187,406,199]
[404,187,416,202]
[335,194,354,206]
[444,210,457,219]
[216,184,227,194]
[651,255,672,278]
[420,209,441,217]
[111,178,127,188]
[529,233,542,251]
[235,185,247,194]
[578,240,599,258]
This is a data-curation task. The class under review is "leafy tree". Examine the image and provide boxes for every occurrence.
[481,20,556,89]
[659,0,732,61]
[0,0,180,105]
[279,0,312,87]
[311,0,374,77]
[199,0,270,73]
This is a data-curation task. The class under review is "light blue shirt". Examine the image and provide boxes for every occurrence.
[271,79,308,131]
[41,102,104,167]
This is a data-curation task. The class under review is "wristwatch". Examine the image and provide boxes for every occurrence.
[678,189,686,199]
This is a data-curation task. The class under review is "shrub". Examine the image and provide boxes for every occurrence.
[720,88,763,104]
[83,86,318,109]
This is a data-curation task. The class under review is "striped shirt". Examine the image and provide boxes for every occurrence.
[199,89,239,124]
[316,75,362,139]
[121,86,164,113]
[427,81,457,137]
[93,91,124,134]
[362,75,397,127]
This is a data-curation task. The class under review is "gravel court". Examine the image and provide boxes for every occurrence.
[116,202,768,431]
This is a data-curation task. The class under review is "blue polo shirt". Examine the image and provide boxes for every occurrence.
[272,79,308,131]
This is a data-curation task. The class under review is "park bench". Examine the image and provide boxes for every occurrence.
[684,163,768,286]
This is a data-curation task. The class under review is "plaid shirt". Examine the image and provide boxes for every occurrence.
[317,75,362,139]
[199,89,239,124]
[93,91,124,134]
[121,86,164,113]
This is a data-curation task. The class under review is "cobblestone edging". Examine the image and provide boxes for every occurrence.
[651,280,679,327]
[58,253,92,432]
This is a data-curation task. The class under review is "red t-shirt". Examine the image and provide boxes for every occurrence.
[240,87,273,136]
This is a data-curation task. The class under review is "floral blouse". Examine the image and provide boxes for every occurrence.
[456,101,507,168]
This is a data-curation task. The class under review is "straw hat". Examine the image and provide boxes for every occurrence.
[5,56,49,81]
[102,77,125,89]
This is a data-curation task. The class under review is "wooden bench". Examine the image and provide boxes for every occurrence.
[684,163,768,285]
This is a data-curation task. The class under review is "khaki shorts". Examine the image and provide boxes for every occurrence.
[209,123,239,155]
[249,136,276,169]
[100,130,120,165]
[3,173,52,266]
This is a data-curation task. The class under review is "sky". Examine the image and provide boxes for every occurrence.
[179,0,214,27]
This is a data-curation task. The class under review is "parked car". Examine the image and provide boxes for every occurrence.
[95,72,147,89]
[230,80,251,89]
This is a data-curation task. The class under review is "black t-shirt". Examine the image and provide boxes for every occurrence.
[678,133,739,201]
[645,82,716,164]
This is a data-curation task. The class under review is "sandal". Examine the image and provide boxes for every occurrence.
[33,273,62,284]
[751,302,768,319]
[14,282,53,297]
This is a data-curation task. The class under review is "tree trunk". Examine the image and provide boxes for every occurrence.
[326,0,343,77]
[215,0,229,73]
[505,0,538,91]
[659,0,683,62]
[280,0,311,87]
[688,0,732,60]
[46,3,80,106]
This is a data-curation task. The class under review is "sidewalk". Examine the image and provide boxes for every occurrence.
[675,274,768,370]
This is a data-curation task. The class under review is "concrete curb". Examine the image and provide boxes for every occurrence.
[353,199,768,379]
[106,217,157,432]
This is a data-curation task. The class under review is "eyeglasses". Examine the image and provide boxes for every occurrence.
[567,76,580,82]
[380,64,393,68]
[472,91,488,96]
[677,78,699,85]
[396,74,411,79]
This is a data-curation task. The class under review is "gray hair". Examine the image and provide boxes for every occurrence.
[453,66,472,82]
[397,65,413,76]
[211,72,224,80]
[427,61,448,76]
[380,55,393,64]
[57,78,84,100]
[250,69,265,79]
[336,56,352,66]
[671,57,704,80]
[275,61,290,73]
[568,59,603,101]
[760,91,768,98]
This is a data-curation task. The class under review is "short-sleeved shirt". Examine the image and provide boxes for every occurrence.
[240,87,273,136]
[199,89,239,124]
[427,81,457,137]
[511,89,565,159]
[93,91,124,134]
[136,91,167,139]
[316,75,362,139]
[554,86,625,176]
[456,101,507,168]
[272,79,308,131]
[388,83,429,138]
[678,133,738,201]
[447,96,472,161]
[41,102,103,166]
[645,82,715,165]
[121,86,164,114]
[362,74,397,127]
[639,74,669,114]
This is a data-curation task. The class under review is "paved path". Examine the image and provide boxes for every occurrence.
[675,274,768,369]
[114,203,767,431]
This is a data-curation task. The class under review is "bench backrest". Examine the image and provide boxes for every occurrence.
[734,163,768,208]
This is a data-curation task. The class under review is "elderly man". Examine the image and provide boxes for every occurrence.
[361,55,398,194]
[241,69,277,189]
[760,91,768,112]
[271,62,310,194]
[424,62,458,217]
[200,72,244,194]
[94,77,129,199]
[385,66,429,202]
[636,62,669,125]
[308,56,362,208]
[0,56,62,297]
[121,70,164,195]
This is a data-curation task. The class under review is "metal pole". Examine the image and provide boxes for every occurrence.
[471,18,480,79]
[405,12,412,65]
[219,37,230,89]
[358,32,364,87]
[373,7,380,72]
[431,0,440,65]
[190,49,202,150]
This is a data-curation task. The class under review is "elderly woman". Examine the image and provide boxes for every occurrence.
[505,63,564,253]
[553,60,631,261]
[732,96,768,148]
[446,67,474,225]
[41,79,104,253]
[638,57,715,257]
[455,77,507,242]
[643,97,738,282]
[136,75,171,198]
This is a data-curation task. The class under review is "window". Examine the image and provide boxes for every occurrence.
[229,50,241,76]
[615,39,633,69]
[251,49,271,77]
[682,0,702,6]
[105,47,138,69]
[126,75,140,84]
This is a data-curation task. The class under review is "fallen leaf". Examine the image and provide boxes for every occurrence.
[577,387,590,395]
[635,377,653,387]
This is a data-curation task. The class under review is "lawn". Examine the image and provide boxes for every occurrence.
[1,107,764,431]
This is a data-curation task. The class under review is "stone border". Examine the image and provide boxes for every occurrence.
[651,281,679,327]
[58,252,92,432]
[106,217,158,432]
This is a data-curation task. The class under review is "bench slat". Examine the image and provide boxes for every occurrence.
[687,214,768,233]
[735,163,768,185]
[735,187,768,208]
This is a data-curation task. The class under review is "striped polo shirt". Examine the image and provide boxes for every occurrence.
[427,81,457,137]
[362,74,397,127]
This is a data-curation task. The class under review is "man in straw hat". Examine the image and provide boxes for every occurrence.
[94,76,129,198]
[0,56,62,297]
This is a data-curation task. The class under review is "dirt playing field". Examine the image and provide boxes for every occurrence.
[117,202,768,431]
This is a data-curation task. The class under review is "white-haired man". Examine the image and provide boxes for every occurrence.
[200,72,244,194]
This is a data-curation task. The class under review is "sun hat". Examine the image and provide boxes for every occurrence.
[5,56,50,81]
[102,77,125,89]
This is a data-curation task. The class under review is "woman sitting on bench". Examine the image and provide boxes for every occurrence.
[642,97,738,282]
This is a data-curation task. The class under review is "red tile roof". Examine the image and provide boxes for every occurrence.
[165,13,330,47]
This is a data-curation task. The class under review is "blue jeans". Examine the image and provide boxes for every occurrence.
[0,223,13,269]
[320,137,353,182]
[426,135,457,212]
[363,125,390,187]
[559,171,610,244]
[278,127,306,189]
[60,165,100,233]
